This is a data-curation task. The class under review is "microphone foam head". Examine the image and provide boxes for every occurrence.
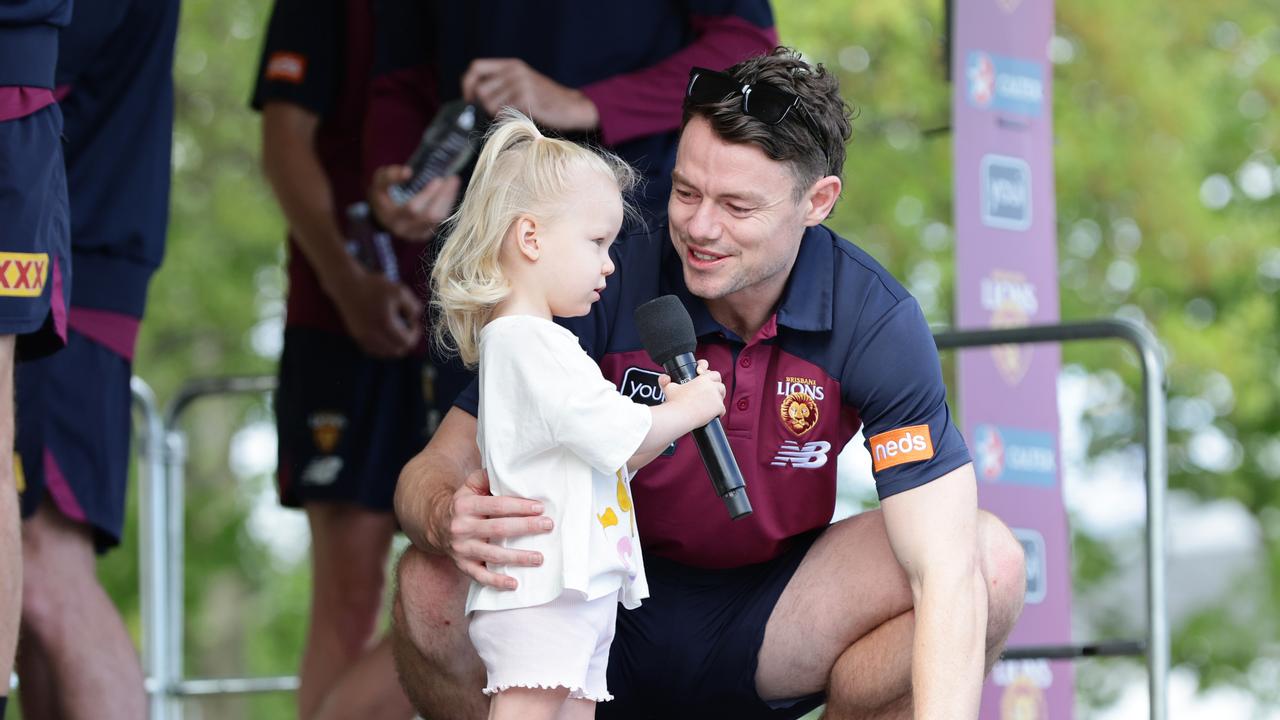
[634,295,697,366]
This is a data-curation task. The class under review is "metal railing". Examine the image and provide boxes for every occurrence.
[133,375,295,719]
[128,317,1167,720]
[131,377,176,720]
[933,318,1168,720]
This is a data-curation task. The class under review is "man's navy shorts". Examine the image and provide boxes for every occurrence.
[602,529,828,719]
[0,103,71,359]
[274,327,473,511]
[16,327,132,551]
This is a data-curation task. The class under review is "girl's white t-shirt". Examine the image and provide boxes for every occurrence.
[465,315,653,614]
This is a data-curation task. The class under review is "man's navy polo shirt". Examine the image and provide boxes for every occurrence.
[456,222,971,569]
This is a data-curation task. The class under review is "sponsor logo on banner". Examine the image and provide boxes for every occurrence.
[966,51,1044,118]
[868,425,934,472]
[620,367,675,455]
[981,155,1032,231]
[265,52,307,83]
[1000,675,1049,719]
[1012,527,1048,604]
[996,0,1023,12]
[993,660,1052,719]
[981,270,1039,385]
[776,376,824,436]
[771,440,831,469]
[0,253,49,297]
[974,424,1056,487]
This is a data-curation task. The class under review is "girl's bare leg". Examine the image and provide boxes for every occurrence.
[488,687,570,720]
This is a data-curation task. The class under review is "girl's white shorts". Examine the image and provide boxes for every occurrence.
[468,589,620,702]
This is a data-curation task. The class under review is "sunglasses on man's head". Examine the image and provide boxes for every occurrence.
[684,66,827,171]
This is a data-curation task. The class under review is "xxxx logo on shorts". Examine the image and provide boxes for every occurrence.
[0,253,49,297]
[12,453,26,493]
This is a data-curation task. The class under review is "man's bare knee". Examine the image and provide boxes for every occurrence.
[395,547,469,631]
[391,547,479,675]
[19,504,96,634]
[977,511,1026,640]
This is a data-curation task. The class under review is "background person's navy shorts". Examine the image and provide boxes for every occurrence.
[0,102,71,360]
[16,328,132,552]
[274,327,473,511]
[602,529,827,719]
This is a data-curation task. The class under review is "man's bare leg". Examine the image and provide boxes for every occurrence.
[19,500,146,719]
[390,548,487,719]
[311,636,413,720]
[300,502,414,720]
[755,510,1026,719]
[14,637,59,718]
[0,336,17,709]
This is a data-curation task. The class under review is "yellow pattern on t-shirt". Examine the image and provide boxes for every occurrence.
[597,507,618,529]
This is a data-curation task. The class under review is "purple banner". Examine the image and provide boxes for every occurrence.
[952,0,1072,717]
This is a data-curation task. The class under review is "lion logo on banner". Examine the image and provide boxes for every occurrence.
[981,270,1039,387]
[1000,674,1048,720]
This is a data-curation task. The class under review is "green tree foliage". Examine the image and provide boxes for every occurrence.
[79,0,1279,718]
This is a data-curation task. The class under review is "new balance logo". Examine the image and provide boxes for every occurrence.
[771,440,832,468]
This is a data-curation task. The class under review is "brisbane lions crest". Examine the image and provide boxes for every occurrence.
[308,412,347,454]
[778,376,824,436]
[780,392,818,436]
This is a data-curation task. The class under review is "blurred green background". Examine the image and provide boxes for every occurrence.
[33,0,1279,717]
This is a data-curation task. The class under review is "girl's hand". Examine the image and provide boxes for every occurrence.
[659,359,726,426]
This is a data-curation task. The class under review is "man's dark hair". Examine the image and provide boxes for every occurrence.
[682,47,854,199]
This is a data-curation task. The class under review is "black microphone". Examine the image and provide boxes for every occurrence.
[634,295,752,519]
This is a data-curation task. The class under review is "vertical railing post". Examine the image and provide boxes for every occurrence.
[164,428,188,719]
[1136,329,1169,720]
[132,377,171,720]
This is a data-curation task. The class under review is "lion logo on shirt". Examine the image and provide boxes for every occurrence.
[779,392,819,436]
